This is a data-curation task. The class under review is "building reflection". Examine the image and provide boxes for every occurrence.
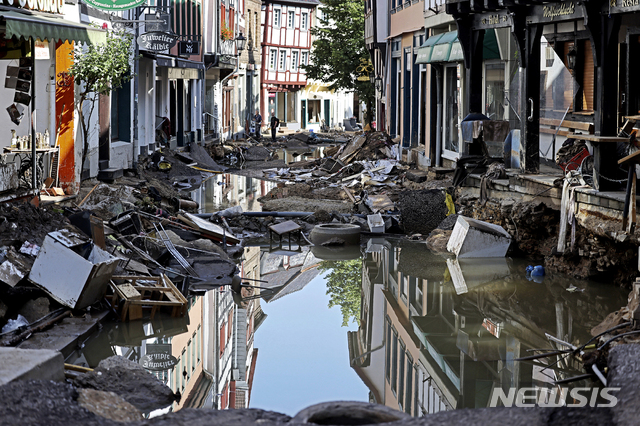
[349,238,625,416]
[67,173,277,413]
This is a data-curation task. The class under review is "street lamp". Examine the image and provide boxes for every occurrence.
[233,32,248,140]
[235,32,246,53]
[375,76,382,93]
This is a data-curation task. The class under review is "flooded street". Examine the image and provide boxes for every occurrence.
[67,173,627,417]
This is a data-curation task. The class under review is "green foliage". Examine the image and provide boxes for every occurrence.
[319,259,362,327]
[306,0,374,123]
[68,30,136,172]
[69,29,135,97]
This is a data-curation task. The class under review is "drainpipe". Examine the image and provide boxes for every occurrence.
[133,6,140,168]
[435,64,443,167]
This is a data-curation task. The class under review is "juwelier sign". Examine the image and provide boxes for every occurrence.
[137,32,178,52]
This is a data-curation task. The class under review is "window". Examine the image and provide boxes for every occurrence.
[301,12,308,30]
[273,8,281,27]
[301,51,308,66]
[269,49,277,70]
[278,50,286,70]
[291,51,299,71]
[444,65,460,155]
[288,11,294,28]
[391,328,398,395]
[485,62,505,120]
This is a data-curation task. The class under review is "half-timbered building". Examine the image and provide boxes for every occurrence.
[261,0,319,131]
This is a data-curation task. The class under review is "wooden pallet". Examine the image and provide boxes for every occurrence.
[107,275,188,321]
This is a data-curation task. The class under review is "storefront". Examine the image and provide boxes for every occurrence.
[1,9,106,196]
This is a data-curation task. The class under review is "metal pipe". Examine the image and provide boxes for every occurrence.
[31,37,37,193]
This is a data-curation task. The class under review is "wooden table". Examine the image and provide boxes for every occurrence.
[268,220,302,250]
[568,133,631,190]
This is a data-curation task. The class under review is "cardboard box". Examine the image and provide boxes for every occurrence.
[29,230,120,309]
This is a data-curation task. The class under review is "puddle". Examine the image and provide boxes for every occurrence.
[67,173,628,417]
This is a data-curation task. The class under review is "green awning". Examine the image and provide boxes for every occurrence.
[415,29,500,65]
[415,33,444,64]
[430,31,458,62]
[2,10,107,45]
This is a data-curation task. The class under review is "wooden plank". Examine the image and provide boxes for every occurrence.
[78,184,99,207]
[90,216,106,249]
[117,283,141,300]
[618,149,640,166]
[568,134,628,143]
[342,186,356,203]
[539,118,594,132]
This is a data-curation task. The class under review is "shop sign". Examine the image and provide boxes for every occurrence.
[527,2,583,24]
[35,41,49,60]
[4,0,65,14]
[179,41,200,56]
[474,12,511,29]
[167,67,200,80]
[83,0,146,11]
[609,0,640,13]
[140,353,178,371]
[137,31,178,52]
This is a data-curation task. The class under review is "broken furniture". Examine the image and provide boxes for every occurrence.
[447,216,511,258]
[618,149,640,234]
[268,220,302,251]
[29,230,120,310]
[177,211,240,245]
[367,213,385,233]
[106,275,188,321]
[567,133,630,191]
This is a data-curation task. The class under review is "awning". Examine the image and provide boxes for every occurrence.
[416,29,500,65]
[416,31,462,64]
[2,10,106,45]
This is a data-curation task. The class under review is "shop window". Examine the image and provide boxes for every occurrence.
[485,62,505,120]
[307,99,321,122]
[444,65,460,155]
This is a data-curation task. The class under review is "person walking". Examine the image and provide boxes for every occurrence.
[270,112,280,142]
[253,109,263,141]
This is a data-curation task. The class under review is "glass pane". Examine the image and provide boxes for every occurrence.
[485,62,505,120]
[445,66,460,153]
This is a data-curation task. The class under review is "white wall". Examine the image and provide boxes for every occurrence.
[0,48,53,149]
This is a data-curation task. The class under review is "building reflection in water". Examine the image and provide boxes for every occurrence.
[349,237,626,416]
[67,173,626,417]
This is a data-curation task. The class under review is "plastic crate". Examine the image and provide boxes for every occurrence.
[559,147,590,172]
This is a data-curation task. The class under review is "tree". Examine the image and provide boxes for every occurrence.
[305,0,374,126]
[319,259,362,327]
[69,30,136,173]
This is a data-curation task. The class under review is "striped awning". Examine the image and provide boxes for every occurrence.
[2,10,107,45]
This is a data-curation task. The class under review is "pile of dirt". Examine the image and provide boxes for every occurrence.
[261,196,353,214]
[0,203,69,246]
[398,189,449,235]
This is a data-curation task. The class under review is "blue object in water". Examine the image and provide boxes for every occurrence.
[525,265,534,274]
[531,265,545,277]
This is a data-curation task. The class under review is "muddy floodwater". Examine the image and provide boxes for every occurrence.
[67,173,628,417]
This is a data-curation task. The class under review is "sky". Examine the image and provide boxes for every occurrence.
[251,271,369,416]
